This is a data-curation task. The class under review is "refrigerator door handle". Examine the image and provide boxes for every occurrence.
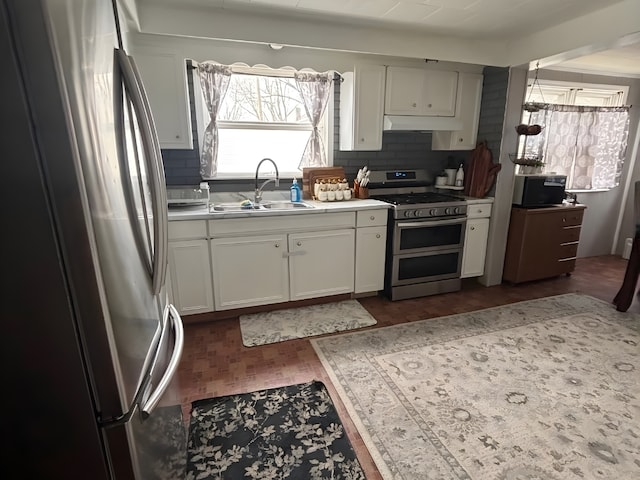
[128,53,169,293]
[140,304,184,418]
[116,49,168,295]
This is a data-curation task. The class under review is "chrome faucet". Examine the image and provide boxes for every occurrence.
[254,158,280,204]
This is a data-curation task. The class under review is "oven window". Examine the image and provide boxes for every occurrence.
[400,223,463,250]
[398,252,460,281]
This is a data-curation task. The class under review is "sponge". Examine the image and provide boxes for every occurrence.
[240,199,254,209]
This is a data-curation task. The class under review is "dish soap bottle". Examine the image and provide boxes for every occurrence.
[455,164,464,187]
[290,177,301,202]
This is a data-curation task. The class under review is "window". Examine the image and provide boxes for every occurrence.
[519,80,630,191]
[194,65,333,179]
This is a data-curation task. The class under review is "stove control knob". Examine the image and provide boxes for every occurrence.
[445,208,451,215]
[429,208,437,216]
[453,207,460,214]
[404,210,412,218]
[415,210,423,217]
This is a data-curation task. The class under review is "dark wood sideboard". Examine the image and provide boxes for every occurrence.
[503,205,587,284]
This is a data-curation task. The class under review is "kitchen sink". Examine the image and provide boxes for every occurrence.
[262,201,315,210]
[210,203,263,212]
[210,201,315,213]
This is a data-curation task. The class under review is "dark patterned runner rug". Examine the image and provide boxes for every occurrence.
[186,381,365,479]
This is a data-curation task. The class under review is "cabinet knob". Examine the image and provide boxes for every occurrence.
[297,241,302,246]
[470,226,475,231]
[427,103,432,108]
[459,138,464,142]
[175,134,180,139]
[275,243,280,248]
[360,138,365,142]
[370,216,375,221]
[376,234,381,239]
[412,102,417,107]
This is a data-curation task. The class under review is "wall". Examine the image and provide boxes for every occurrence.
[532,69,640,257]
[148,33,482,189]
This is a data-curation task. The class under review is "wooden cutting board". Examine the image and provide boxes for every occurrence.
[302,167,345,199]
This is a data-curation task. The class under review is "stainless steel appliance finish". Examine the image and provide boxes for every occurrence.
[3,0,184,478]
[368,170,467,301]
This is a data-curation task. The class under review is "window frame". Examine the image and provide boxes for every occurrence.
[193,64,334,180]
[522,79,629,193]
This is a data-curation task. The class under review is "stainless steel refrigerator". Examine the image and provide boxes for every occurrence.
[2,0,186,478]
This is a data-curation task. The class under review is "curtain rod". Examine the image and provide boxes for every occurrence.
[186,59,342,80]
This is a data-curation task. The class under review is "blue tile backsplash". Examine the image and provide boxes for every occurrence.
[161,66,509,191]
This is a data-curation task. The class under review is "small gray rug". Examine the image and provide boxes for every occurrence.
[312,294,640,480]
[240,300,377,347]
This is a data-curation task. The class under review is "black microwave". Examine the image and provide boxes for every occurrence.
[512,174,567,207]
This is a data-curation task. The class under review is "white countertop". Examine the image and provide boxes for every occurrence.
[168,197,390,221]
[167,189,495,221]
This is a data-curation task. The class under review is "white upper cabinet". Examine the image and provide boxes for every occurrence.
[385,67,458,117]
[133,46,193,149]
[432,72,484,151]
[339,65,386,151]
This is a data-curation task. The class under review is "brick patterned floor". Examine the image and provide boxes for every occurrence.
[176,255,636,479]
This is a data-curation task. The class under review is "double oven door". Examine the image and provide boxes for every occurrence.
[390,215,466,286]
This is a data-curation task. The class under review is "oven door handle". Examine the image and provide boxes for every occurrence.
[397,217,466,228]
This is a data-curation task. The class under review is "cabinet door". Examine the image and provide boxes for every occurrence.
[422,70,458,116]
[133,46,193,149]
[461,218,490,278]
[289,229,355,301]
[432,73,483,150]
[168,240,214,314]
[339,65,385,151]
[355,226,387,293]
[385,68,458,116]
[385,67,423,114]
[210,235,289,310]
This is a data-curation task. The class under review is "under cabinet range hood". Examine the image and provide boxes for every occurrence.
[383,115,463,132]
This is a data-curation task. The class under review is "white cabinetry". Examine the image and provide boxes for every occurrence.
[385,67,458,117]
[210,234,289,310]
[461,201,492,278]
[289,230,355,301]
[354,209,388,293]
[208,213,356,311]
[432,73,483,151]
[339,65,386,151]
[133,46,193,149]
[167,221,214,314]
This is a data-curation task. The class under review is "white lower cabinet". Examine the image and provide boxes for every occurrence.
[168,239,214,314]
[289,229,355,300]
[210,234,289,310]
[461,201,493,278]
[168,209,388,314]
[355,226,387,293]
[354,209,388,293]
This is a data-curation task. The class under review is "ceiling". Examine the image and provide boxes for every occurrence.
[134,0,640,76]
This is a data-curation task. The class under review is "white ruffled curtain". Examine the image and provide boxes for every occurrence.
[524,103,630,190]
[294,71,333,169]
[197,62,232,179]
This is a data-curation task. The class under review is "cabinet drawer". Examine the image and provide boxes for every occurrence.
[559,226,581,244]
[210,212,356,236]
[556,257,577,274]
[560,209,584,227]
[168,220,207,240]
[466,203,492,219]
[356,209,388,227]
[557,242,579,259]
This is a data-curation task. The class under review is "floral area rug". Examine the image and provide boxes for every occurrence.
[186,381,365,479]
[311,294,640,480]
[239,300,376,347]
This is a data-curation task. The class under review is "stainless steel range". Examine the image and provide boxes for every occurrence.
[368,169,467,301]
